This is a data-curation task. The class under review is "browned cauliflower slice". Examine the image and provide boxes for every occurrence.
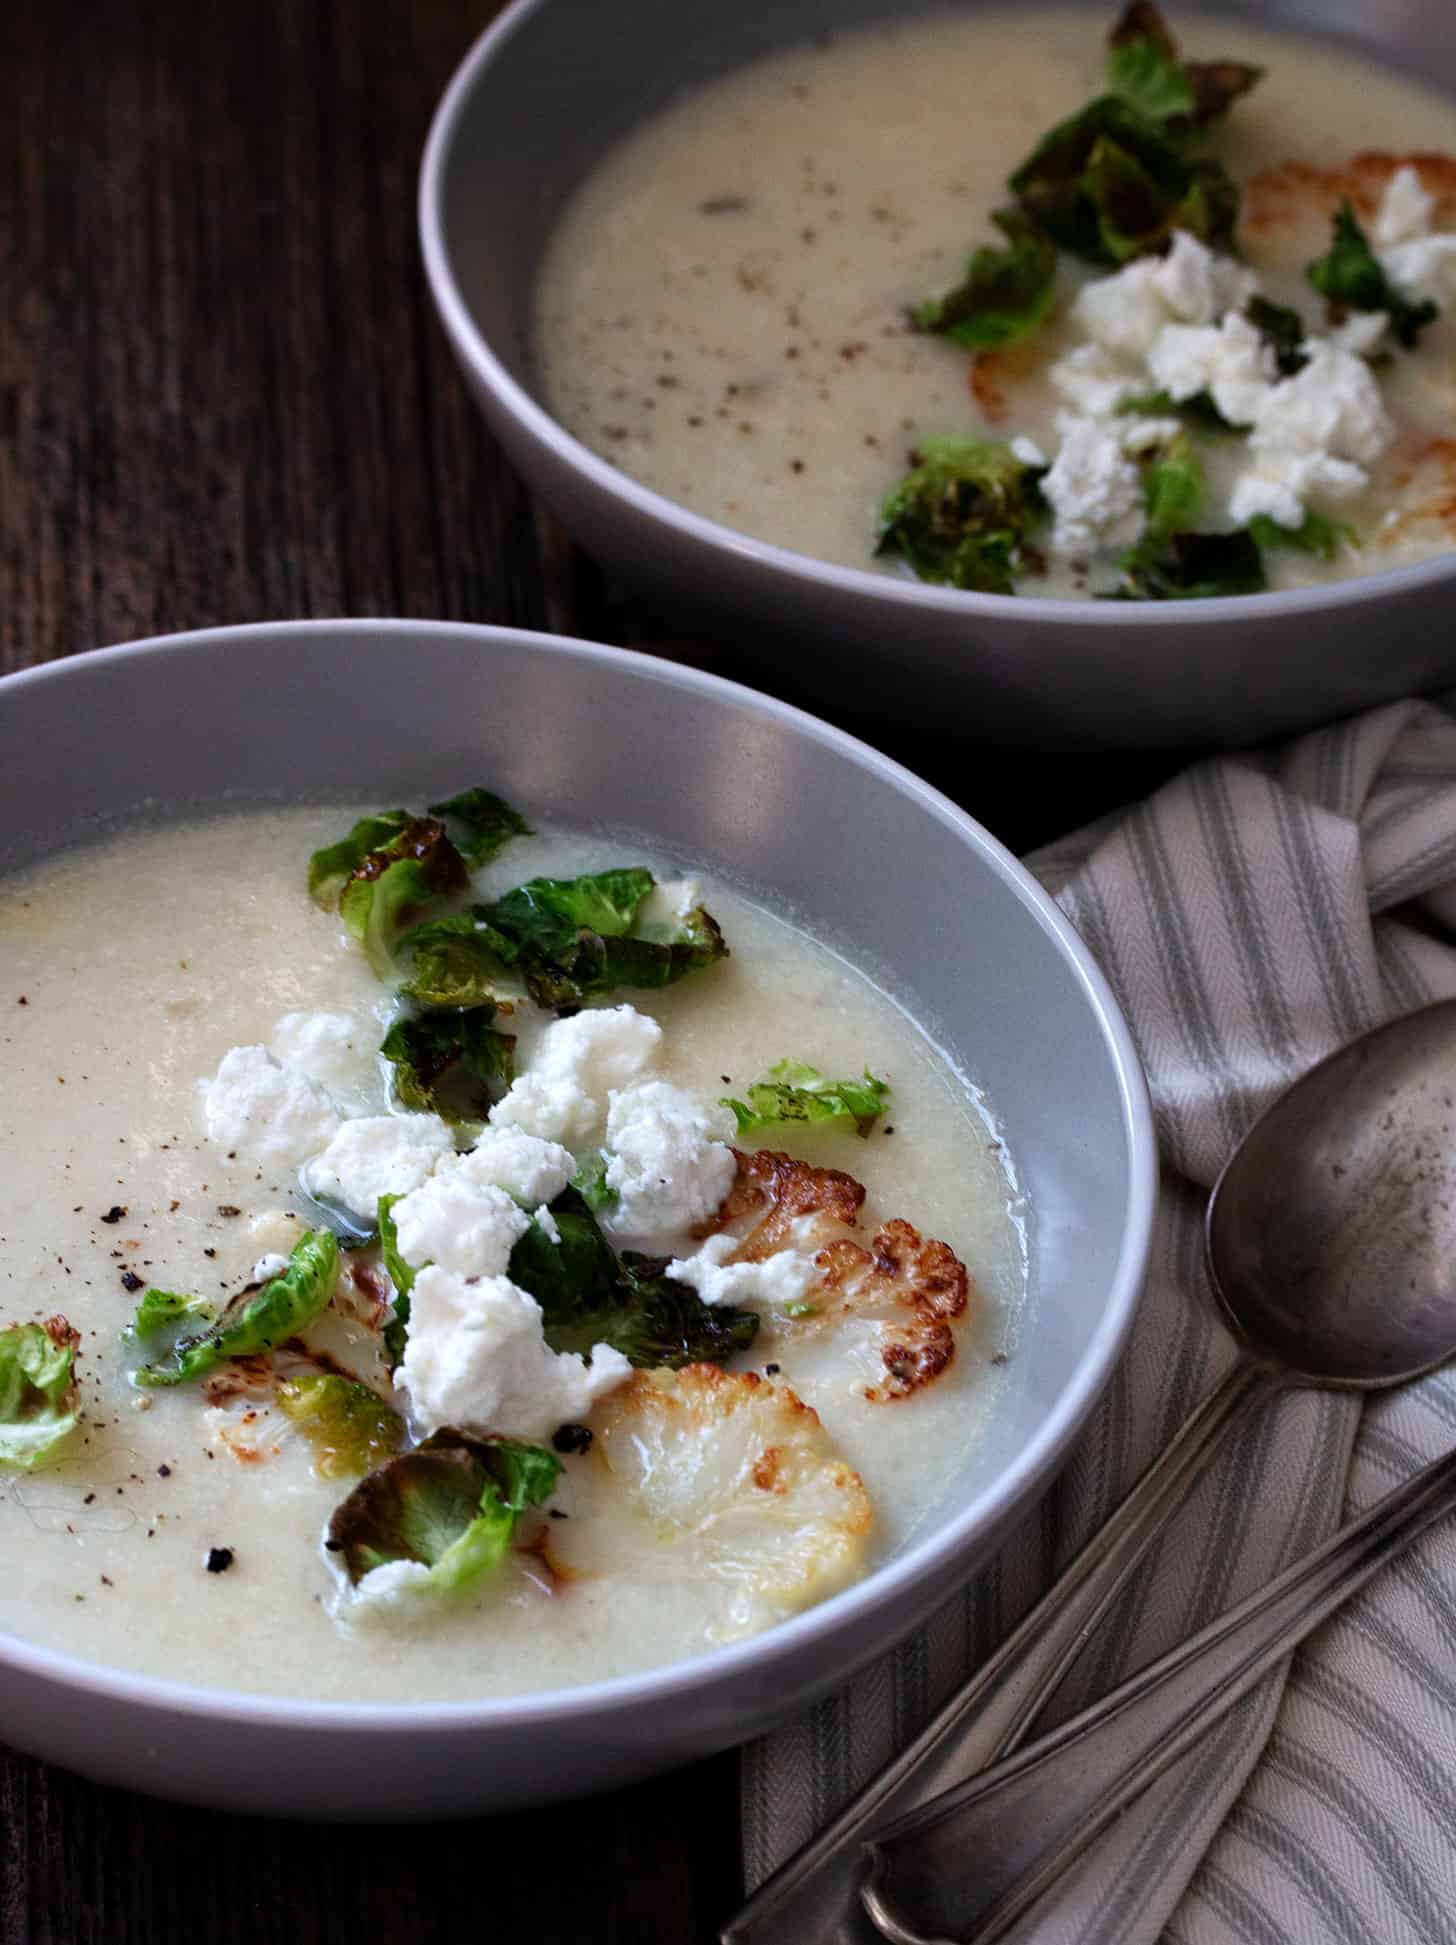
[555,1364,872,1639]
[704,1148,973,1402]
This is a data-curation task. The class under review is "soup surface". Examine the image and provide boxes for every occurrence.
[0,808,1020,1701]
[537,7,1456,597]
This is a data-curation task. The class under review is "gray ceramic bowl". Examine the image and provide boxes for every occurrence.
[0,620,1154,1817]
[420,0,1456,752]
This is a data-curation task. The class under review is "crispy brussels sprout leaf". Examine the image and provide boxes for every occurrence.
[123,1287,215,1345]
[132,1230,340,1388]
[0,1318,80,1470]
[603,1255,762,1368]
[377,1194,415,1368]
[1111,527,1267,600]
[1009,96,1240,264]
[336,819,470,979]
[509,1190,621,1319]
[1106,24,1195,123]
[911,208,1058,350]
[328,1431,563,1593]
[1105,4,1261,127]
[398,912,519,1009]
[1245,294,1308,375]
[1140,429,1205,544]
[487,868,655,956]
[277,1373,405,1480]
[380,1009,516,1121]
[508,1189,759,1369]
[1249,511,1356,560]
[570,1155,620,1214]
[474,870,728,1010]
[721,1060,891,1138]
[876,436,1046,592]
[426,787,532,866]
[1308,202,1438,348]
[308,811,411,908]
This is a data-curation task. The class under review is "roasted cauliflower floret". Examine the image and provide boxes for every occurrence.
[558,1364,872,1640]
[705,1149,973,1402]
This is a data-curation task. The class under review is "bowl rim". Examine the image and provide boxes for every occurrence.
[0,617,1157,1735]
[418,0,1456,630]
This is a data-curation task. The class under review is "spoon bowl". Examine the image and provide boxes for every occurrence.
[1207,999,1456,1388]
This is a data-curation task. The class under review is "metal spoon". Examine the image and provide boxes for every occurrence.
[723,997,1456,1945]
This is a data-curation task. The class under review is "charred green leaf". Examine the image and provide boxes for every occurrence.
[721,1060,891,1138]
[911,208,1058,350]
[327,1430,562,1594]
[380,1009,516,1121]
[132,1230,340,1388]
[876,436,1046,592]
[508,1188,759,1370]
[277,1373,405,1480]
[0,1318,80,1470]
[1307,201,1437,348]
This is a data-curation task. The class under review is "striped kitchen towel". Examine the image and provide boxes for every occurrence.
[742,695,1456,1943]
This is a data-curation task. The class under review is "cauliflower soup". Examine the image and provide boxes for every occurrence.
[0,798,1021,1702]
[537,5,1456,600]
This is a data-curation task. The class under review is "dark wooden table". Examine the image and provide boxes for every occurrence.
[0,3,1186,1939]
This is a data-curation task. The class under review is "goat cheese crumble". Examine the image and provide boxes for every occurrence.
[303,1114,455,1214]
[1043,224,1404,544]
[1374,163,1456,304]
[389,1171,531,1279]
[599,1080,738,1247]
[668,1232,819,1311]
[201,1045,343,1171]
[398,1267,632,1442]
[489,1004,662,1147]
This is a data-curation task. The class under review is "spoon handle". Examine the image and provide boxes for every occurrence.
[860,1440,1456,1945]
[720,1358,1278,1945]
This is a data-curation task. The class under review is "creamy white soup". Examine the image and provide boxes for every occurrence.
[0,805,1020,1701]
[537,6,1456,599]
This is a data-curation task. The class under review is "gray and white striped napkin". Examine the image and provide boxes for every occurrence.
[742,695,1456,1943]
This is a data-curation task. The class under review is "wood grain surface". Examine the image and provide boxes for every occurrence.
[0,1,1184,1939]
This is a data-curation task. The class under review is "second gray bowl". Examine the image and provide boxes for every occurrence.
[420,0,1456,751]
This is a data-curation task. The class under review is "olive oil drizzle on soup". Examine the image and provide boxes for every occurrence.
[0,809,1020,1701]
[536,8,1456,594]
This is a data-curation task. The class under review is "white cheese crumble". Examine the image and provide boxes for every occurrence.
[251,1251,291,1283]
[1041,225,1401,539]
[455,1127,574,1208]
[270,1009,381,1110]
[489,1004,662,1148]
[1374,164,1456,304]
[533,1204,561,1245]
[201,1045,342,1170]
[599,1080,738,1246]
[390,1171,530,1278]
[341,1559,435,1624]
[399,1267,631,1442]
[1041,415,1179,560]
[1145,311,1276,425]
[1228,343,1392,529]
[667,1233,818,1311]
[303,1113,455,1216]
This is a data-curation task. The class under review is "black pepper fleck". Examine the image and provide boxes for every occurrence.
[216,1204,242,1218]
[157,1464,172,1479]
[100,1206,127,1224]
[205,1547,235,1574]
[765,1363,781,1376]
[552,1423,593,1455]
[120,1270,143,1293]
